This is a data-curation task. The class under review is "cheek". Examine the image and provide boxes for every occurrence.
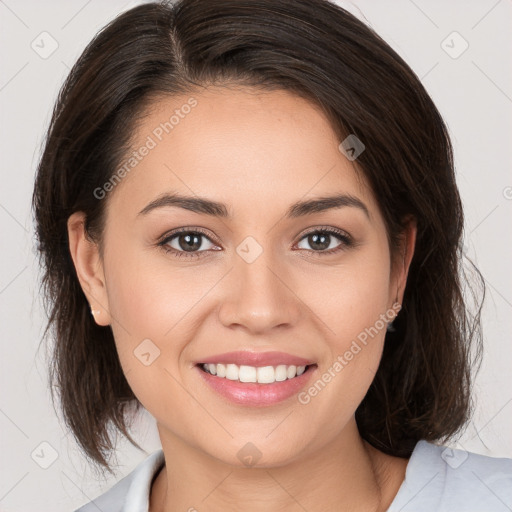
[295,248,391,415]
[103,253,204,414]
[303,246,392,351]
[105,248,215,340]
[102,249,227,402]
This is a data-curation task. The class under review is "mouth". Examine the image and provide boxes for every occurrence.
[195,361,318,407]
[196,362,318,384]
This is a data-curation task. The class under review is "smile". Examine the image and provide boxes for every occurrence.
[196,362,318,406]
[200,363,309,384]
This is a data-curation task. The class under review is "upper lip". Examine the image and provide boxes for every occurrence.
[198,351,315,367]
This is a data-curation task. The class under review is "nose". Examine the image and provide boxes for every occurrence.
[217,249,301,335]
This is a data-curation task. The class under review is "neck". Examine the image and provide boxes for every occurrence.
[150,419,408,512]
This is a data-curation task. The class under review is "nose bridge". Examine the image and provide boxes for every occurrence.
[218,238,300,333]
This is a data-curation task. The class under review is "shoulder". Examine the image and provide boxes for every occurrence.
[73,449,165,512]
[388,440,512,512]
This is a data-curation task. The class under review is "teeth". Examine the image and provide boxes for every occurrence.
[201,363,308,383]
[216,364,226,378]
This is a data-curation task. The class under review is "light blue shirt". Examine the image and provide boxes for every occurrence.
[75,440,512,511]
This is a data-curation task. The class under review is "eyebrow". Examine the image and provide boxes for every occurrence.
[138,192,370,220]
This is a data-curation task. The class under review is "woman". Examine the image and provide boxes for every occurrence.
[32,0,511,510]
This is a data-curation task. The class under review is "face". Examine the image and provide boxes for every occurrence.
[70,86,414,467]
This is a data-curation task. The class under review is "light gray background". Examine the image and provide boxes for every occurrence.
[0,1,511,510]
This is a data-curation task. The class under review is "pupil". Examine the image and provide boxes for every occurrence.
[309,233,329,250]
[179,233,201,252]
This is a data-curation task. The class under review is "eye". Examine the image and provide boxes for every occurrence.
[157,226,354,260]
[295,227,353,255]
[158,228,221,258]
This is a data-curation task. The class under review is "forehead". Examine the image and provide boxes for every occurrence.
[107,86,375,216]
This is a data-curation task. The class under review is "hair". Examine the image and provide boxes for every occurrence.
[32,0,484,474]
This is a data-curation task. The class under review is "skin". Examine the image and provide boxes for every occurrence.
[68,86,416,512]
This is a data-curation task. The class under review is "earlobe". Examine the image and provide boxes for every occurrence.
[67,212,111,326]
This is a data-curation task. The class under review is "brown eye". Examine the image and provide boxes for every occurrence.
[172,232,204,252]
[296,228,352,254]
[158,228,220,258]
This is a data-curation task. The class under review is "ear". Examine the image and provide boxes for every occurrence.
[391,215,417,307]
[67,212,111,326]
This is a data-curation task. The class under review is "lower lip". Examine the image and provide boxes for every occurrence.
[195,364,317,407]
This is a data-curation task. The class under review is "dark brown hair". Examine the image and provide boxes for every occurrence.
[32,0,484,474]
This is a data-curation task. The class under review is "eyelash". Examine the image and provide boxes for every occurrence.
[157,226,354,260]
